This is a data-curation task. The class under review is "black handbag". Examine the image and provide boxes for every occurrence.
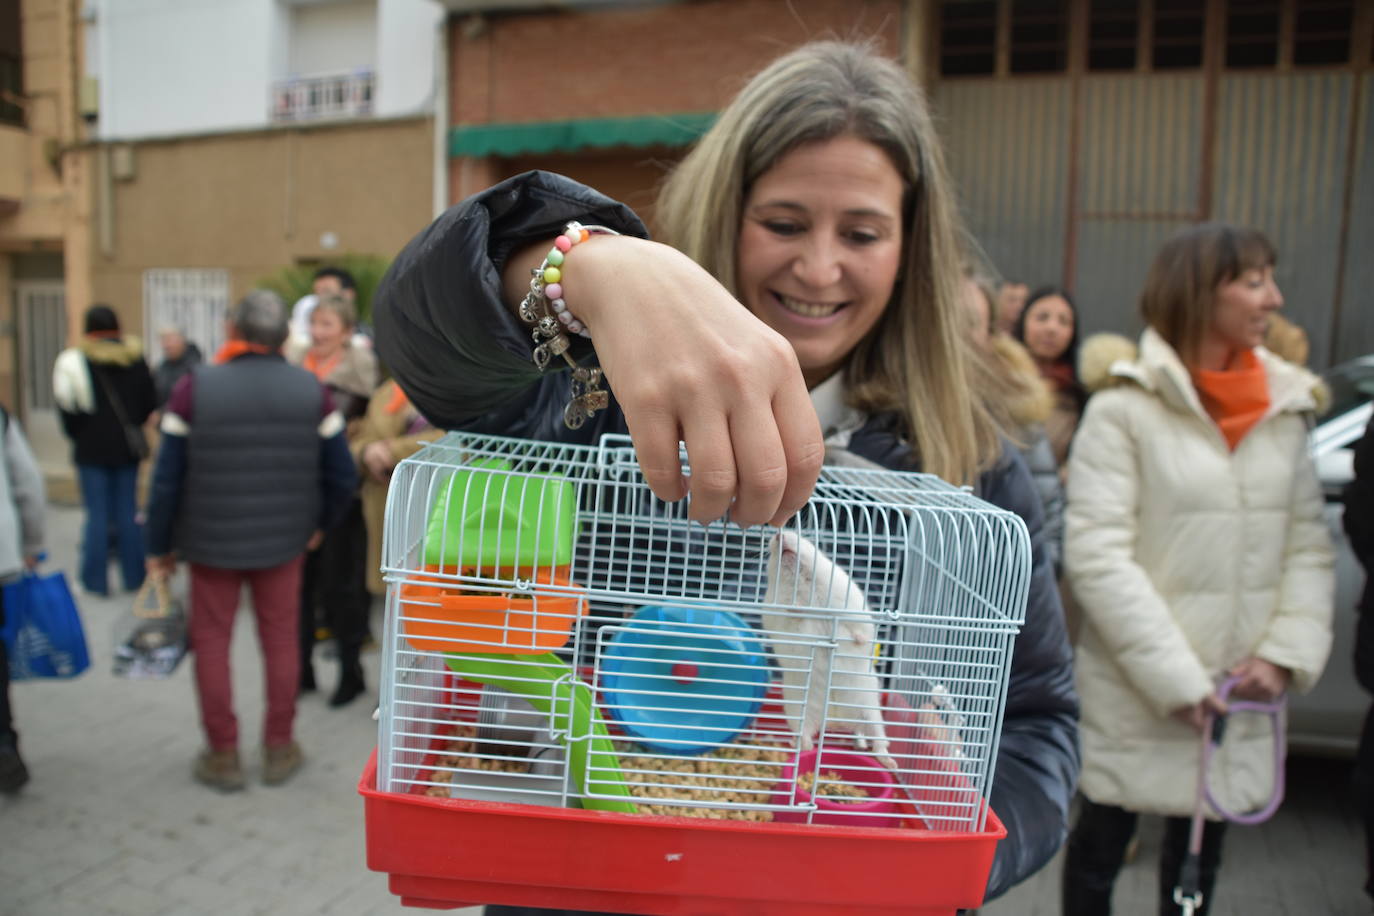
[90,363,149,461]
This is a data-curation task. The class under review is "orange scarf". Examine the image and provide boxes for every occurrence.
[302,348,342,382]
[215,341,276,364]
[1191,349,1271,451]
[384,380,410,415]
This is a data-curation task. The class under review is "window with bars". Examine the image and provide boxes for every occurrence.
[1089,0,1139,71]
[1226,0,1281,68]
[1292,0,1353,66]
[0,0,22,127]
[937,0,1359,79]
[1152,0,1205,69]
[143,269,231,366]
[1010,0,1070,73]
[939,1,998,76]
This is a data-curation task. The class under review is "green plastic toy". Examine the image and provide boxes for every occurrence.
[443,651,637,813]
[423,458,578,569]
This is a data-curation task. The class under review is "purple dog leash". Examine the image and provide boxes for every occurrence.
[1173,675,1287,915]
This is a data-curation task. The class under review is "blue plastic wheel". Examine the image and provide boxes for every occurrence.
[601,605,769,755]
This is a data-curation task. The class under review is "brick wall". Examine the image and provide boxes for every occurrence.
[446,0,908,208]
[451,0,903,126]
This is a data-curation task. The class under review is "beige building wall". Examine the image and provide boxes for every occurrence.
[87,116,434,337]
[0,0,86,494]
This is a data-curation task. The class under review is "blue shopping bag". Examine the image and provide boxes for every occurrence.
[0,569,90,680]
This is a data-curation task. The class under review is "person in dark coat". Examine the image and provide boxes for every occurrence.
[373,41,1078,913]
[52,305,156,596]
[1349,412,1374,902]
[153,326,203,407]
[143,291,357,791]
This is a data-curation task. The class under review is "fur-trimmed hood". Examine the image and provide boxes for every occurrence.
[54,336,146,414]
[79,335,143,367]
[988,334,1055,428]
[1078,329,1330,416]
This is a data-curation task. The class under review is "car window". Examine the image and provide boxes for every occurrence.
[1324,358,1374,419]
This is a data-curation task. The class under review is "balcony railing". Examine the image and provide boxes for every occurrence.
[271,69,374,123]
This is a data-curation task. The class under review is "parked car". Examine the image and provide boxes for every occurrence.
[1287,354,1374,755]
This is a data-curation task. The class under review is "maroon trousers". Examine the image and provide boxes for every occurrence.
[189,556,304,752]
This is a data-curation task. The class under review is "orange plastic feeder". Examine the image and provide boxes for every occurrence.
[398,565,587,655]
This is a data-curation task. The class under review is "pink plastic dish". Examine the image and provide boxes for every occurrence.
[771,748,899,827]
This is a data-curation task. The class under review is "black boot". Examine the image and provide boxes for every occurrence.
[299,662,317,694]
[0,737,29,794]
[329,644,365,708]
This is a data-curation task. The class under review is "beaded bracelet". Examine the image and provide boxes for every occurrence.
[518,221,620,429]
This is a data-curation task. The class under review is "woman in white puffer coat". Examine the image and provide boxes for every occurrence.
[1061,223,1334,916]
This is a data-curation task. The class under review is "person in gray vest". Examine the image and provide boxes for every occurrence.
[143,290,357,792]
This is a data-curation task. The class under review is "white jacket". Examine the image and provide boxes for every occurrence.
[1065,328,1334,817]
[0,411,45,582]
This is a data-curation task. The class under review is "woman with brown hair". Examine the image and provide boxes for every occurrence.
[376,40,1079,911]
[962,270,1066,572]
[1013,287,1087,470]
[1062,223,1334,914]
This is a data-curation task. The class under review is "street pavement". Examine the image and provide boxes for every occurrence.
[1,503,1369,915]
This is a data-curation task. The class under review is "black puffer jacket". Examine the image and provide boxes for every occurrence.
[53,337,157,467]
[375,171,1080,902]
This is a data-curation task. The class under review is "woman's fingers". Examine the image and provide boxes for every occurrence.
[725,402,787,528]
[622,403,689,507]
[769,371,825,526]
[681,412,738,524]
[567,237,822,527]
[1201,692,1228,717]
[1227,658,1289,701]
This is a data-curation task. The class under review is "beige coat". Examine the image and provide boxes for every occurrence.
[1065,328,1334,817]
[351,380,442,595]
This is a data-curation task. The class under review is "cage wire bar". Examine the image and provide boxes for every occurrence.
[375,431,1029,834]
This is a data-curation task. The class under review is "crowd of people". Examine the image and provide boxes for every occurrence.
[0,267,438,794]
[0,36,1363,916]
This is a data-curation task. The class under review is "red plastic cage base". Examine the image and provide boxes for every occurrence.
[359,749,1004,915]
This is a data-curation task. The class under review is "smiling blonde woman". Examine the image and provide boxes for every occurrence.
[375,40,1080,913]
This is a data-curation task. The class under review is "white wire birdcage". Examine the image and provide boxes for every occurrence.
[375,431,1029,834]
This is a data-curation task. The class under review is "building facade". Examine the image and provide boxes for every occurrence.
[441,0,1372,369]
[932,0,1374,370]
[84,0,445,359]
[1,0,445,481]
[442,0,918,229]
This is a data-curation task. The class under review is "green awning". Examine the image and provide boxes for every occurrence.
[449,112,717,158]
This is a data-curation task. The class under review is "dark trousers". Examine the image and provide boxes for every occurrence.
[1062,797,1227,916]
[299,499,369,678]
[76,463,145,595]
[1354,608,1374,901]
[0,586,13,748]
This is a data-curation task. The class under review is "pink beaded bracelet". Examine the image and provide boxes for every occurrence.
[518,220,621,429]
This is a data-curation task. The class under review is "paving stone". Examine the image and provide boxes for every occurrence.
[8,504,1370,916]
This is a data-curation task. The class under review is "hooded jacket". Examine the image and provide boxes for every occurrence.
[53,337,157,466]
[982,334,1065,571]
[373,171,1079,900]
[1065,329,1334,816]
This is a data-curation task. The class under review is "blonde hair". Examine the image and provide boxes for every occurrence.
[313,293,357,330]
[1140,223,1276,367]
[655,41,999,485]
